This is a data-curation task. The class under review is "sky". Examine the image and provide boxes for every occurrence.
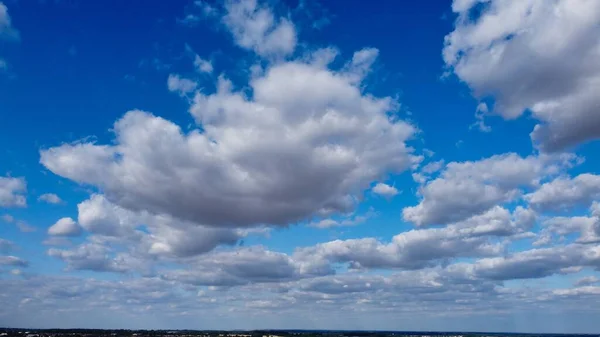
[1,0,600,333]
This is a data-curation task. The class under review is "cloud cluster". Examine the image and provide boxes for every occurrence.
[0,176,26,207]
[403,153,575,226]
[444,0,600,151]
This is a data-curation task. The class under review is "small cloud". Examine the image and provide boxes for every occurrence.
[177,14,201,27]
[38,193,63,204]
[167,74,198,95]
[48,217,82,237]
[16,221,36,233]
[194,55,213,73]
[309,219,339,229]
[372,183,399,198]
[471,102,491,132]
[455,140,464,148]
[1,214,14,223]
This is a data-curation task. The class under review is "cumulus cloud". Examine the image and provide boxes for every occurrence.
[444,0,600,151]
[297,206,533,271]
[403,153,575,226]
[38,193,63,204]
[41,48,416,228]
[222,0,297,57]
[371,183,399,198]
[525,173,600,211]
[77,194,242,258]
[48,217,82,237]
[0,176,26,207]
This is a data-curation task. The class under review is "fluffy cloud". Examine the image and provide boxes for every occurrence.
[222,0,296,57]
[525,173,600,211]
[77,194,242,258]
[444,0,600,151]
[48,217,82,237]
[41,48,416,228]
[297,206,532,271]
[372,183,399,198]
[403,153,574,226]
[0,176,26,207]
[536,202,600,245]
[48,243,132,273]
[38,193,63,204]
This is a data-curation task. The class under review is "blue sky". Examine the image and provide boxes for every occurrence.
[1,0,600,333]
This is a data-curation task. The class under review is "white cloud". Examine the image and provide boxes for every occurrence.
[372,183,399,198]
[41,48,416,228]
[536,202,600,245]
[444,0,600,151]
[38,193,63,204]
[0,176,26,207]
[525,173,600,211]
[297,206,532,271]
[222,0,297,57]
[1,214,13,223]
[403,152,575,226]
[48,217,82,237]
[167,74,197,95]
[194,55,213,73]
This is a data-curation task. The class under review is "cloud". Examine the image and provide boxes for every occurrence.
[41,48,416,228]
[1,214,13,223]
[403,152,576,226]
[575,276,600,287]
[444,0,600,151]
[38,193,63,204]
[0,2,18,40]
[0,176,26,207]
[77,194,242,258]
[16,220,36,233]
[296,206,532,271]
[0,238,13,253]
[536,202,600,245]
[167,74,197,95]
[48,243,131,273]
[162,246,322,287]
[449,243,600,281]
[372,183,399,198]
[0,255,28,267]
[308,208,376,229]
[222,0,297,57]
[48,217,82,237]
[194,55,213,73]
[525,173,600,211]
